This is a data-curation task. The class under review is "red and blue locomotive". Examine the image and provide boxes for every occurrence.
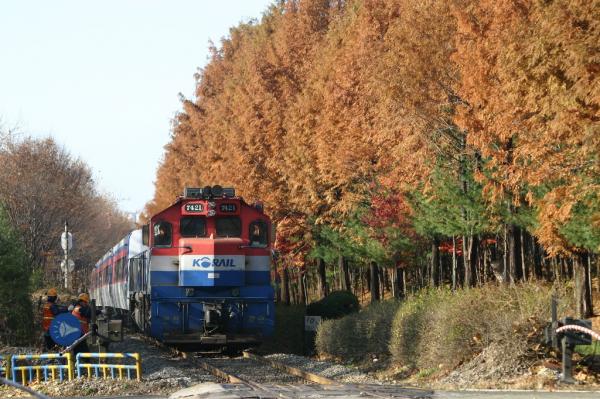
[90,186,274,346]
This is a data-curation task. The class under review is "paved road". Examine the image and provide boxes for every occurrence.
[164,383,600,399]
[62,385,600,399]
[434,390,600,399]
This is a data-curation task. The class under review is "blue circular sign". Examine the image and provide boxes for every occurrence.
[49,313,82,346]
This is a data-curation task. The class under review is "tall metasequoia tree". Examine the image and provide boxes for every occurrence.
[451,0,600,254]
[147,0,598,303]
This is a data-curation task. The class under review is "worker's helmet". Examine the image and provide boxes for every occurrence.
[78,293,90,303]
[47,288,57,296]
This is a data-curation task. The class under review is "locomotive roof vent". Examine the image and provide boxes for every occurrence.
[184,186,236,199]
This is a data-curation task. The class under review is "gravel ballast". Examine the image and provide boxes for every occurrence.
[265,353,381,384]
[0,334,381,397]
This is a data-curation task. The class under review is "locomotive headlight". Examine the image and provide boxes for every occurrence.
[208,201,216,210]
[207,210,216,217]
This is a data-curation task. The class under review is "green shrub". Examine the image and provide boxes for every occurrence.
[316,300,400,361]
[307,290,359,319]
[388,289,453,368]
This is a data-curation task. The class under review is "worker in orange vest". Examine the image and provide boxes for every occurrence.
[71,292,92,354]
[42,288,67,350]
[72,293,92,333]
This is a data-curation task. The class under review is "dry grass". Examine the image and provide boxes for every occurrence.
[318,282,577,384]
[392,284,575,373]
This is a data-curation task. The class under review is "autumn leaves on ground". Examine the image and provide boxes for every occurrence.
[146,0,599,387]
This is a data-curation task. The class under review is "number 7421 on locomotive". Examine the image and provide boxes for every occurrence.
[90,186,275,347]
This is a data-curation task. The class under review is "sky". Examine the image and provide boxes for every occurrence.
[0,0,274,219]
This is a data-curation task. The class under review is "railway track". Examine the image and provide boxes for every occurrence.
[137,334,432,398]
[179,350,434,399]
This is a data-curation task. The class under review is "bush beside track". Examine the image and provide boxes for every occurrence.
[316,284,576,381]
[316,301,399,361]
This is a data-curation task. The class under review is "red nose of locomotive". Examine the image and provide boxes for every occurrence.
[176,186,248,287]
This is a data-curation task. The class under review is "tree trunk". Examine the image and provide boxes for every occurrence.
[290,278,298,304]
[507,224,517,284]
[574,257,586,319]
[439,249,444,286]
[452,236,457,291]
[464,236,478,287]
[532,237,542,280]
[299,271,307,305]
[282,267,291,306]
[370,261,380,303]
[317,258,327,298]
[380,266,386,298]
[339,256,351,291]
[275,267,282,303]
[584,253,593,317]
[596,255,600,293]
[462,235,470,287]
[431,238,439,287]
[361,268,366,302]
[471,235,479,286]
[396,267,405,299]
[520,229,527,281]
[514,226,523,281]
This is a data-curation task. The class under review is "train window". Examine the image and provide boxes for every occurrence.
[249,221,268,247]
[117,258,123,282]
[153,221,172,247]
[180,216,207,237]
[216,216,241,237]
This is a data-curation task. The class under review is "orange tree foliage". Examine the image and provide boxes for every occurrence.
[148,0,598,265]
[451,0,600,253]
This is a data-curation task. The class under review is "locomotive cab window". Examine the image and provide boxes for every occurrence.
[249,221,268,247]
[180,216,207,238]
[153,221,172,247]
[216,216,241,237]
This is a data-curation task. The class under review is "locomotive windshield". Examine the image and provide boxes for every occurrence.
[180,216,207,237]
[249,221,268,247]
[216,216,241,237]
[153,221,172,246]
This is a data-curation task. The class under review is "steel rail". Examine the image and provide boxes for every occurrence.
[241,351,433,399]
[242,351,338,385]
[141,334,429,398]
[184,352,292,399]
